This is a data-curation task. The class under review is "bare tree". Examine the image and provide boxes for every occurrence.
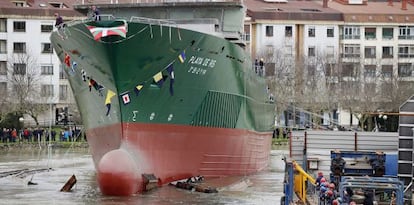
[298,52,340,129]
[258,46,294,132]
[7,52,47,125]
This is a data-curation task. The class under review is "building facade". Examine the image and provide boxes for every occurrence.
[0,0,84,126]
[245,0,414,130]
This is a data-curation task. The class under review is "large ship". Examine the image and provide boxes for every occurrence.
[50,0,275,196]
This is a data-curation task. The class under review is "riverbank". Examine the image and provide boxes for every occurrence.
[0,141,89,150]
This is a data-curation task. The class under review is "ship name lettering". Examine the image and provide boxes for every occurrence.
[188,66,207,75]
[132,110,138,122]
[208,60,216,68]
[188,56,216,68]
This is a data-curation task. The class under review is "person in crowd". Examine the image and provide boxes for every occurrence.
[91,5,101,21]
[0,128,4,143]
[11,128,17,142]
[54,13,63,28]
[51,129,56,141]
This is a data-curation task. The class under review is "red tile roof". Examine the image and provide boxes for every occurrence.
[0,0,84,17]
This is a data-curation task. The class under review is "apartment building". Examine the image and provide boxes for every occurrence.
[245,0,414,129]
[0,0,83,125]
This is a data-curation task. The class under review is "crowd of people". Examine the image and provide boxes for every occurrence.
[315,172,396,205]
[0,127,83,143]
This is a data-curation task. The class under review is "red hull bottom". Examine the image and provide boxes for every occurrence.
[87,123,272,196]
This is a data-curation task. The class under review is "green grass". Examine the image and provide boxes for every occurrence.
[272,137,288,145]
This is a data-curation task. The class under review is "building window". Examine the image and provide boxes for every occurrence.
[41,84,54,97]
[399,26,414,40]
[0,19,6,32]
[364,83,376,93]
[343,44,360,58]
[13,63,26,75]
[398,45,414,58]
[13,21,26,32]
[49,2,68,8]
[308,27,315,37]
[11,1,28,7]
[382,46,393,58]
[243,25,250,42]
[307,65,316,76]
[364,46,376,58]
[325,63,336,77]
[381,65,393,78]
[59,85,68,100]
[265,26,273,37]
[365,28,377,40]
[364,65,376,77]
[364,27,376,40]
[0,40,6,53]
[0,61,7,75]
[341,63,357,77]
[285,26,292,37]
[382,28,393,40]
[398,63,412,77]
[0,82,7,96]
[13,42,26,53]
[59,64,67,79]
[308,46,316,57]
[343,26,360,39]
[285,45,292,56]
[327,27,334,37]
[41,65,53,75]
[41,25,53,33]
[41,43,53,54]
[326,46,334,57]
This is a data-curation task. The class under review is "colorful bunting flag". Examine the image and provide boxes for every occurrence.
[69,61,77,76]
[178,51,186,63]
[134,84,143,96]
[167,64,174,96]
[105,89,116,116]
[87,23,127,41]
[64,53,70,67]
[120,92,131,105]
[153,72,164,87]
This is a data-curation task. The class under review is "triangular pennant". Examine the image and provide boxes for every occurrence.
[64,53,71,67]
[105,89,116,116]
[178,51,186,63]
[134,84,143,96]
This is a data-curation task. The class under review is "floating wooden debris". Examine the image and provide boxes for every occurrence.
[27,181,38,185]
[170,176,218,193]
[142,173,159,192]
[60,174,77,192]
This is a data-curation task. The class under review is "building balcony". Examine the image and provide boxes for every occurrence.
[398,35,414,40]
[340,35,361,40]
[341,53,361,58]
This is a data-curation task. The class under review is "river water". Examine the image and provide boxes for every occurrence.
[0,146,287,205]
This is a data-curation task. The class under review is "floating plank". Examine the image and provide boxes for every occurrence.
[60,174,77,192]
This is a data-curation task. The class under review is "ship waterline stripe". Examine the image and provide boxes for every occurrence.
[199,167,267,172]
[203,154,255,158]
[201,162,265,165]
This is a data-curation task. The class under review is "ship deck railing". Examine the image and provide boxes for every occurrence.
[129,16,178,27]
[74,0,242,5]
[60,14,220,30]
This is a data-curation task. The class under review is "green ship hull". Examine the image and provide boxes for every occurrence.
[51,14,274,196]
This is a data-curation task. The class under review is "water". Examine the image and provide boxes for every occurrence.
[0,146,288,205]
